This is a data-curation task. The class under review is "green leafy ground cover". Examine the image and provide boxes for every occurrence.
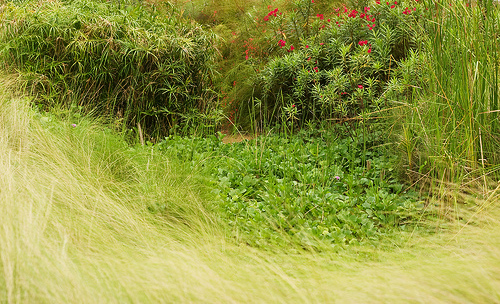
[159,129,422,247]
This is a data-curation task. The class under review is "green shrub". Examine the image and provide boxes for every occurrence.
[0,0,219,137]
[247,0,426,128]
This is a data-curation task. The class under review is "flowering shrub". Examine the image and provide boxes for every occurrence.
[240,0,426,128]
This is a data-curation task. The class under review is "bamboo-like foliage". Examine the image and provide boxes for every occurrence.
[0,0,219,137]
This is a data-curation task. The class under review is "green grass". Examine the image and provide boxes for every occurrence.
[2,80,500,303]
[392,0,500,183]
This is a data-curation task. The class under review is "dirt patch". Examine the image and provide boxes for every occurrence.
[221,133,255,144]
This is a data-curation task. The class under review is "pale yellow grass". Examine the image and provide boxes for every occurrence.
[1,91,499,303]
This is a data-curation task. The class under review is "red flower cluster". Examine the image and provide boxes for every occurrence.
[269,8,279,17]
[264,8,279,21]
[243,38,257,60]
[402,7,416,14]
[359,40,372,53]
[279,39,286,48]
[333,5,376,30]
[388,1,397,8]
[317,14,324,20]
[313,66,319,73]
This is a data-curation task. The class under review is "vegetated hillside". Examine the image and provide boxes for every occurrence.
[1,80,500,303]
[1,0,500,301]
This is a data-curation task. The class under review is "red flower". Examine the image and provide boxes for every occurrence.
[358,85,364,89]
[313,67,319,72]
[263,16,269,21]
[305,45,309,49]
[292,104,296,108]
[317,14,324,19]
[367,48,372,53]
[279,39,286,48]
[348,9,358,17]
[290,45,295,51]
[390,5,395,8]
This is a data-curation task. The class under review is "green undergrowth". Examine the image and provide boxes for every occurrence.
[158,127,424,248]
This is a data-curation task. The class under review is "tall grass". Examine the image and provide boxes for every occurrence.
[397,0,500,185]
[1,77,500,303]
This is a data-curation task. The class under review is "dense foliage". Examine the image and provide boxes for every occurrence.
[249,0,426,127]
[0,0,219,136]
[158,129,422,247]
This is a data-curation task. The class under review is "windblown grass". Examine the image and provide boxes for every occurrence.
[1,79,500,303]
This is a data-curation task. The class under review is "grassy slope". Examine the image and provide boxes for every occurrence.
[1,87,500,303]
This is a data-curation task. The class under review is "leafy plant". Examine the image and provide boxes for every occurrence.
[158,127,422,248]
[0,0,220,138]
[249,0,425,128]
